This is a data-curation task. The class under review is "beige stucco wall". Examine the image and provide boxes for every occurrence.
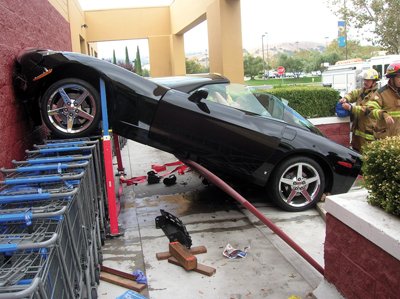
[84,7,172,42]
[47,0,68,20]
[47,0,98,56]
[47,0,243,82]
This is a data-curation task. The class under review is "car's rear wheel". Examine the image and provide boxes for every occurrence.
[267,156,325,212]
[41,78,101,138]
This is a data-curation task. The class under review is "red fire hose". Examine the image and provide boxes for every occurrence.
[180,158,325,276]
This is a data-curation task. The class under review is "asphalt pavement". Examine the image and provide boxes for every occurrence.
[96,139,348,299]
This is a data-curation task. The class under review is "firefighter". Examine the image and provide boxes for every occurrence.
[339,69,379,153]
[367,62,400,139]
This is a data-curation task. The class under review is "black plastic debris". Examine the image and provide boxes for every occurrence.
[147,170,160,184]
[163,174,177,186]
[155,209,192,248]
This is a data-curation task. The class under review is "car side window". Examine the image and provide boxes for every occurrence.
[195,83,271,117]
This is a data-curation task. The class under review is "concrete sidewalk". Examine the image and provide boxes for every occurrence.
[97,140,329,299]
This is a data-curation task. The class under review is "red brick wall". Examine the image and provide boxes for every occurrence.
[0,0,72,177]
[316,122,351,148]
[324,213,400,299]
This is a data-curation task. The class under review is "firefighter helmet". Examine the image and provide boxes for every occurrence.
[360,69,379,81]
[385,62,400,78]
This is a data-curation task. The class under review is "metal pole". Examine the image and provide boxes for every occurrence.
[266,32,269,74]
[344,0,348,59]
[100,77,119,235]
[262,34,265,85]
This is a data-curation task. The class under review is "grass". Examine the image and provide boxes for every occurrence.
[246,76,322,86]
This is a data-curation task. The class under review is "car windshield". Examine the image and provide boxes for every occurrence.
[197,83,323,135]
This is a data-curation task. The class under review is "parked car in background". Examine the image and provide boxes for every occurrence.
[14,47,362,212]
[285,72,294,78]
[311,71,322,76]
[262,71,279,78]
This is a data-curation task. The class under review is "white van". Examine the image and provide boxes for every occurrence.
[365,55,400,86]
[322,55,400,96]
[322,61,369,96]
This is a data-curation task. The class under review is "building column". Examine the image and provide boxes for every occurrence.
[206,0,244,83]
[171,34,186,76]
[149,34,186,78]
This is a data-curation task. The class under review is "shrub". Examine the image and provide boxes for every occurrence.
[256,86,340,118]
[361,136,400,218]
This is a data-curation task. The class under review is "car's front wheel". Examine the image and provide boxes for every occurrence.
[267,156,325,212]
[41,78,101,138]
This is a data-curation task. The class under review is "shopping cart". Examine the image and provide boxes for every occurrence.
[27,139,108,247]
[0,186,97,298]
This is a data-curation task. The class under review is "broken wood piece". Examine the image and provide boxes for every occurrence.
[156,245,207,260]
[101,265,138,280]
[169,241,197,270]
[100,272,146,292]
[100,265,146,292]
[168,256,216,277]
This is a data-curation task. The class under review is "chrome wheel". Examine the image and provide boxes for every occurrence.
[41,79,101,138]
[279,162,321,208]
[268,157,325,212]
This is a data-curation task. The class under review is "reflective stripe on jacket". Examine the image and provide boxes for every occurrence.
[344,86,377,141]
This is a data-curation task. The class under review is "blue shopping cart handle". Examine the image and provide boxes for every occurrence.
[26,156,74,163]
[44,141,84,147]
[0,193,51,203]
[13,154,92,165]
[0,233,58,252]
[0,243,18,252]
[2,176,61,185]
[15,279,33,285]
[39,146,82,153]
[16,164,68,172]
[0,211,33,223]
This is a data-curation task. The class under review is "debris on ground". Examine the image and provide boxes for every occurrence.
[222,244,249,259]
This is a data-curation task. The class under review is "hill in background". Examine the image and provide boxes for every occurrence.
[186,41,326,67]
[142,41,327,70]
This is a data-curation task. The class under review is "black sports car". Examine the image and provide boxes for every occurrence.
[13,48,362,212]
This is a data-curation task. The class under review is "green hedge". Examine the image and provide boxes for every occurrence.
[255,86,340,118]
[362,136,400,218]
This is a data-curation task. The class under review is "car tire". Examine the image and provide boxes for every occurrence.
[267,156,325,212]
[41,78,101,138]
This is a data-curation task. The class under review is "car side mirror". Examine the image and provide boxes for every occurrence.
[188,88,209,104]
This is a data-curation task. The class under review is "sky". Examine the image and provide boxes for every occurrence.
[78,0,346,61]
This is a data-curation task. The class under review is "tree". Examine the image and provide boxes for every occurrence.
[302,52,325,73]
[112,49,116,65]
[125,46,130,64]
[326,0,400,54]
[186,57,206,74]
[323,51,343,67]
[142,68,150,77]
[243,54,263,79]
[276,54,303,76]
[117,60,133,71]
[327,38,377,60]
[134,46,143,76]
